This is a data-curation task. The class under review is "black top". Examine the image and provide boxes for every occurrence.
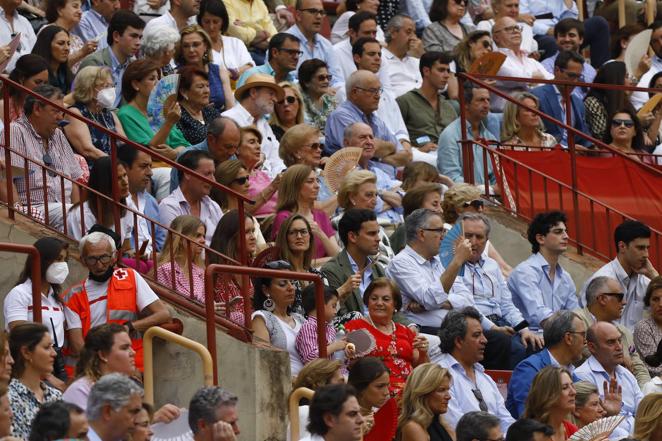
[428,418,453,441]
[177,105,221,145]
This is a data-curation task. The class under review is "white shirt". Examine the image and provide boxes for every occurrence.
[212,35,254,72]
[143,10,195,35]
[381,48,422,98]
[330,11,386,45]
[334,38,357,82]
[126,193,153,256]
[222,103,285,178]
[493,47,553,111]
[252,310,304,377]
[631,55,662,110]
[66,269,160,329]
[476,19,538,54]
[642,376,662,395]
[66,201,134,243]
[0,7,37,72]
[438,353,515,432]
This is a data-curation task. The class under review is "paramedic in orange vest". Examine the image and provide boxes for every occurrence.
[64,231,171,371]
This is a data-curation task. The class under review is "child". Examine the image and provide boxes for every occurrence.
[295,284,347,364]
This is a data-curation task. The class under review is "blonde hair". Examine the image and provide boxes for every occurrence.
[293,359,343,391]
[211,159,245,210]
[397,363,452,440]
[157,215,205,268]
[633,393,662,441]
[72,66,113,104]
[276,164,314,212]
[570,381,599,426]
[175,25,213,65]
[441,183,482,224]
[270,82,304,128]
[501,91,546,142]
[523,366,573,425]
[279,123,320,167]
[337,169,377,209]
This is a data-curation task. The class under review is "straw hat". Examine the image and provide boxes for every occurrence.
[234,73,285,101]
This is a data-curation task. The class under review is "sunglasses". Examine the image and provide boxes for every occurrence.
[264,260,292,270]
[462,200,484,209]
[305,142,323,151]
[316,74,333,82]
[600,292,625,302]
[453,0,467,5]
[481,40,492,49]
[278,47,303,56]
[233,176,249,185]
[611,118,634,128]
[279,96,297,105]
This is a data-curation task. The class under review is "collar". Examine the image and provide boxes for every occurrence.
[108,47,128,71]
[0,7,19,19]
[88,8,107,23]
[227,102,253,124]
[441,353,485,374]
[288,24,318,45]
[548,349,575,373]
[531,252,563,273]
[343,100,371,119]
[586,355,623,377]
[347,250,372,272]
[497,47,527,58]
[610,257,633,282]
[18,114,52,143]
[403,245,439,266]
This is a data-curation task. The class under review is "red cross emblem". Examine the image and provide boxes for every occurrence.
[114,268,129,281]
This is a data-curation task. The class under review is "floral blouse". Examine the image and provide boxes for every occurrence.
[634,317,662,377]
[303,93,337,133]
[177,105,222,145]
[8,378,62,439]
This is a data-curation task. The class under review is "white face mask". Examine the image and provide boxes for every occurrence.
[45,261,69,285]
[96,87,116,109]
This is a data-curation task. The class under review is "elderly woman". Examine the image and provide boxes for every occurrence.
[251,260,306,377]
[31,25,73,94]
[176,25,234,113]
[345,278,429,395]
[236,126,279,218]
[176,66,221,145]
[398,363,454,441]
[423,0,475,54]
[141,24,180,78]
[635,277,662,378]
[501,92,557,149]
[298,60,337,135]
[390,183,443,255]
[63,66,126,162]
[571,381,606,428]
[270,82,305,141]
[45,0,96,72]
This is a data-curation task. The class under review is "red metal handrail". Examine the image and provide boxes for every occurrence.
[0,243,41,322]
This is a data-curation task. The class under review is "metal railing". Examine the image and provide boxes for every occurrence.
[289,387,314,441]
[0,243,41,321]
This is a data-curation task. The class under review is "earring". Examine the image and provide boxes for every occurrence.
[263,293,275,312]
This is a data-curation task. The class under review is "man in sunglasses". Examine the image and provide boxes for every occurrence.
[237,33,300,87]
[574,276,651,387]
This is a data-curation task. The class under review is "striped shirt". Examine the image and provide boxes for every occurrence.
[295,315,336,364]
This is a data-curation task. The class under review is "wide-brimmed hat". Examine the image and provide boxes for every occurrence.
[234,73,285,101]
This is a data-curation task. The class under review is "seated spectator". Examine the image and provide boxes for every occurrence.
[8,323,62,438]
[236,126,279,217]
[508,211,579,329]
[156,215,206,301]
[62,324,135,410]
[142,0,198,34]
[531,51,591,147]
[501,92,557,148]
[576,276,650,386]
[175,66,221,145]
[331,0,384,44]
[523,366,579,440]
[604,108,650,161]
[29,401,88,441]
[209,209,258,324]
[3,237,72,382]
[1,84,83,231]
[237,33,300,87]
[64,66,126,162]
[0,0,37,73]
[188,386,241,441]
[635,277,662,378]
[630,22,662,111]
[345,279,429,394]
[0,55,49,122]
[402,162,451,191]
[0,333,12,388]
[423,0,475,54]
[298,60,337,135]
[437,307,515,431]
[251,260,305,377]
[86,373,143,441]
[389,183,443,255]
[223,0,277,65]
[72,0,118,44]
[476,0,537,54]
[295,285,346,364]
[456,411,503,441]
[505,419,554,441]
[571,381,606,428]
[347,357,391,436]
[397,363,453,441]
[222,73,286,178]
[641,340,662,394]
[45,0,97,73]
[397,52,457,163]
[118,59,190,161]
[176,25,233,113]
[576,322,643,433]
[271,164,340,261]
[159,150,222,244]
[67,156,132,245]
[271,82,305,141]
[382,15,423,98]
[333,12,380,82]
[303,384,364,441]
[506,310,586,418]
[30,26,73,94]
[140,24,180,78]
[453,30,493,73]
[632,393,662,441]
[196,0,253,81]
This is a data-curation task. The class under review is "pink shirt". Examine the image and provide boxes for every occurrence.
[156,261,206,303]
[247,169,278,216]
[271,209,335,259]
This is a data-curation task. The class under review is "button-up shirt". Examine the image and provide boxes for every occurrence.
[108,48,130,108]
[437,118,496,185]
[126,190,166,256]
[519,0,578,36]
[397,89,457,146]
[438,353,515,432]
[381,48,422,98]
[579,258,650,330]
[347,252,373,313]
[142,10,196,35]
[358,161,403,224]
[0,7,37,73]
[72,8,108,43]
[286,24,344,89]
[541,53,596,99]
[493,47,553,111]
[158,187,223,244]
[236,61,297,88]
[508,252,579,329]
[224,0,278,45]
[8,378,62,438]
[575,355,643,434]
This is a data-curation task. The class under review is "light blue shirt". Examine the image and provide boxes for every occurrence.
[437,118,496,185]
[358,162,403,224]
[236,62,297,88]
[158,187,223,245]
[575,355,643,434]
[72,8,108,43]
[508,252,579,329]
[438,353,515,432]
[286,24,344,89]
[541,53,596,99]
[402,0,433,31]
[519,0,578,36]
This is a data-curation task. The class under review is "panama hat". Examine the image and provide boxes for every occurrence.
[234,73,285,101]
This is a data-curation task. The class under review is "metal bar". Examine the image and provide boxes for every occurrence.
[237,201,250,328]
[563,84,583,255]
[110,137,121,238]
[0,243,42,321]
[289,387,314,441]
[3,84,14,220]
[458,77,472,184]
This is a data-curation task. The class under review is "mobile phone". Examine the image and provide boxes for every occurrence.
[513,320,529,332]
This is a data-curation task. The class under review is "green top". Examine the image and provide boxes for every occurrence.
[396,89,458,146]
[117,104,191,148]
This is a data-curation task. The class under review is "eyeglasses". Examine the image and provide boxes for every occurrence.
[264,260,292,270]
[472,388,489,412]
[462,200,484,209]
[480,40,492,49]
[232,176,249,185]
[600,292,625,302]
[611,119,634,128]
[84,254,114,265]
[300,8,326,16]
[494,24,522,33]
[560,68,582,80]
[279,96,297,105]
[567,330,587,339]
[316,74,333,82]
[278,47,303,56]
[42,152,56,177]
[354,86,383,96]
[453,0,467,5]
[304,142,323,151]
[288,228,310,237]
[421,227,445,234]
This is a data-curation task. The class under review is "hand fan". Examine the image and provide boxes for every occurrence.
[439,220,465,277]
[637,93,662,118]
[624,29,652,77]
[469,52,507,76]
[568,415,625,441]
[150,408,194,441]
[251,245,281,268]
[345,329,376,357]
[147,74,180,132]
[323,147,362,193]
[0,32,20,73]
[364,397,398,441]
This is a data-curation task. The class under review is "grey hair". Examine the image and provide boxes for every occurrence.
[87,373,143,421]
[188,386,239,434]
[543,310,581,348]
[438,307,482,353]
[384,14,412,43]
[573,380,599,409]
[405,208,442,244]
[458,213,491,237]
[345,69,377,98]
[343,122,371,145]
[141,25,180,58]
[79,231,117,255]
[585,276,614,306]
[456,411,501,441]
[207,117,239,137]
[24,84,63,116]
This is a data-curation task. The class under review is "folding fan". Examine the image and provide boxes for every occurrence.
[624,30,653,77]
[323,147,362,193]
[150,409,194,441]
[568,415,625,441]
[345,329,376,357]
[364,397,398,441]
[251,245,281,268]
[0,32,20,73]
[439,221,465,277]
[469,52,507,76]
[638,93,662,118]
[147,74,180,132]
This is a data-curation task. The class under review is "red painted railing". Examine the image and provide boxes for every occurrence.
[0,243,42,322]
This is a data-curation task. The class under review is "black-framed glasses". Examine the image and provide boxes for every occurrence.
[232,176,249,185]
[279,96,297,105]
[472,388,488,412]
[354,86,383,96]
[463,199,484,209]
[600,292,625,302]
[84,254,114,265]
[278,47,303,56]
[560,68,582,80]
[42,152,56,177]
[316,74,333,82]
[264,260,292,270]
[422,228,445,233]
[611,119,634,128]
[287,228,310,237]
[300,7,326,16]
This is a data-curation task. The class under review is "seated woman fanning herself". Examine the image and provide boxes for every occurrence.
[236,126,279,218]
[0,55,49,122]
[345,278,430,395]
[176,66,221,145]
[501,92,557,149]
[271,164,341,263]
[604,108,651,162]
[30,25,73,94]
[63,66,126,163]
[156,215,207,302]
[270,82,305,141]
[251,260,305,377]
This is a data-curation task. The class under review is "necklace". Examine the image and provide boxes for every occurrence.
[365,315,398,356]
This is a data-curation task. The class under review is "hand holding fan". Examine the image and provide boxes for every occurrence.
[0,32,20,73]
[364,397,398,441]
[439,221,466,277]
[638,93,662,118]
[150,408,194,441]
[624,30,652,77]
[568,415,625,441]
[147,74,180,132]
[323,147,362,193]
[345,329,376,357]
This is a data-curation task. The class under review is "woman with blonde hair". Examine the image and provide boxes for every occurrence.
[501,92,557,149]
[271,83,305,141]
[155,215,206,303]
[632,393,662,441]
[398,363,454,441]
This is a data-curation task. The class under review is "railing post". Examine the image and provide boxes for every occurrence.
[3,81,14,220]
[458,75,474,184]
[314,277,327,358]
[237,199,251,329]
[562,84,583,255]
[204,266,219,384]
[110,137,121,237]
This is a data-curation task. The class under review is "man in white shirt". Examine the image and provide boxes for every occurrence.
[189,386,241,441]
[86,374,143,441]
[580,220,658,330]
[0,0,37,72]
[333,11,379,81]
[476,0,538,54]
[143,0,198,34]
[631,22,662,110]
[300,384,364,441]
[437,307,516,432]
[382,15,422,98]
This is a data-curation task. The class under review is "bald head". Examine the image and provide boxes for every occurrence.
[346,70,381,114]
[587,322,624,372]
[492,17,521,50]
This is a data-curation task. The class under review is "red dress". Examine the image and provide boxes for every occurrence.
[345,318,416,395]
[562,420,578,440]
[214,274,254,326]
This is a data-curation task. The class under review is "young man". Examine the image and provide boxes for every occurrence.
[237,33,301,86]
[301,384,364,441]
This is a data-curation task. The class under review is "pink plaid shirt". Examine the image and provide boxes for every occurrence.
[295,315,336,364]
